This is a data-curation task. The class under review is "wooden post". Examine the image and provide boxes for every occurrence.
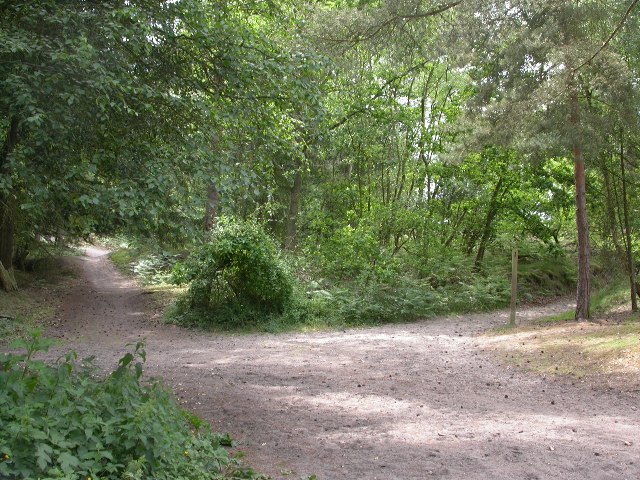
[510,249,518,326]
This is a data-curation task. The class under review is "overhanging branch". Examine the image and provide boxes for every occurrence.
[573,0,639,73]
[392,1,463,20]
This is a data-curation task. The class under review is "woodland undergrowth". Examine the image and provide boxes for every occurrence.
[0,332,266,480]
[103,221,580,332]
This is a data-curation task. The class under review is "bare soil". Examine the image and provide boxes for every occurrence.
[43,247,640,479]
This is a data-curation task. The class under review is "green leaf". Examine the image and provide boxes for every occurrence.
[58,452,80,474]
[35,444,52,471]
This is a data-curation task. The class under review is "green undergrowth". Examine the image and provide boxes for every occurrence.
[110,248,135,275]
[167,260,545,333]
[0,255,77,346]
[0,290,49,344]
[0,331,265,480]
[103,236,182,286]
[171,219,294,329]
[103,230,577,333]
[535,278,632,326]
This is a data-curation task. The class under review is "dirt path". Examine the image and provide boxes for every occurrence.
[46,247,640,479]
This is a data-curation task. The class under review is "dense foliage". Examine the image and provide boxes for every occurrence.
[6,4,640,478]
[3,0,640,320]
[0,333,265,480]
[172,218,294,327]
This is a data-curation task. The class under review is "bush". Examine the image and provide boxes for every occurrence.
[324,272,511,326]
[172,218,294,327]
[0,331,265,480]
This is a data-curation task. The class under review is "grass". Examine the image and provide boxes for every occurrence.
[485,279,640,390]
[490,318,640,379]
[0,289,50,343]
[0,260,77,346]
[528,279,631,326]
[110,248,134,275]
[145,284,187,324]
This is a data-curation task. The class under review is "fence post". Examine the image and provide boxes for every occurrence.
[510,249,518,326]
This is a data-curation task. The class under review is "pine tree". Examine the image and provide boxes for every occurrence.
[449,0,639,320]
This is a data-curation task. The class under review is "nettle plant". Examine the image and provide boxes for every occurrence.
[0,331,265,480]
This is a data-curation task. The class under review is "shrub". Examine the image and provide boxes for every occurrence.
[324,273,510,326]
[172,218,294,327]
[303,223,385,280]
[0,331,265,480]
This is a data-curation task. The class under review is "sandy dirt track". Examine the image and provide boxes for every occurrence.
[44,247,640,479]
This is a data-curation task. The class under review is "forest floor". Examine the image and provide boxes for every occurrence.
[39,247,640,480]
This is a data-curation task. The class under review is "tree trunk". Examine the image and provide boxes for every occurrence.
[474,176,504,269]
[619,132,637,311]
[0,117,20,273]
[284,167,302,250]
[0,261,17,292]
[0,205,15,272]
[601,162,624,261]
[204,182,219,232]
[570,78,590,321]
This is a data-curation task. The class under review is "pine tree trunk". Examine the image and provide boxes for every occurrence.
[0,206,14,271]
[570,78,590,321]
[601,162,624,262]
[0,117,19,273]
[574,159,590,320]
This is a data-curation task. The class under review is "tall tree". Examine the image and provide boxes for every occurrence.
[0,0,323,283]
[448,0,639,320]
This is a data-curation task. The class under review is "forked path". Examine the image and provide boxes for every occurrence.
[48,247,640,479]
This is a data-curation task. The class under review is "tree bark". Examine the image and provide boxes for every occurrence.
[619,132,637,311]
[204,182,219,232]
[474,176,504,269]
[570,77,590,321]
[0,117,20,273]
[601,162,624,261]
[0,206,15,272]
[0,261,17,292]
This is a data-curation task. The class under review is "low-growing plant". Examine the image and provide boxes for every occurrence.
[171,217,294,327]
[0,331,266,480]
[326,272,511,326]
[131,252,181,285]
[110,245,181,286]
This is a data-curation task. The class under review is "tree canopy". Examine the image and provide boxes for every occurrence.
[3,0,640,320]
